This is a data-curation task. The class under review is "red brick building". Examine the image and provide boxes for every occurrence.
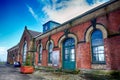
[18,27,41,65]
[7,43,19,64]
[7,0,120,70]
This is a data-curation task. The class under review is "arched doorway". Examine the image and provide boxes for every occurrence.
[62,38,76,70]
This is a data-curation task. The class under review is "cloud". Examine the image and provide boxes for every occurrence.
[41,0,109,23]
[27,5,39,21]
[0,47,7,54]
[0,47,7,61]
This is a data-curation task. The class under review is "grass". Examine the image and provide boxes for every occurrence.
[35,66,80,74]
[81,70,120,80]
[0,62,5,64]
[35,66,120,80]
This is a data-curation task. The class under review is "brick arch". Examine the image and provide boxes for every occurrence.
[46,40,54,50]
[58,33,78,48]
[85,24,108,42]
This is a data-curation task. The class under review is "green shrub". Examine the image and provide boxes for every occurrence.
[25,54,32,66]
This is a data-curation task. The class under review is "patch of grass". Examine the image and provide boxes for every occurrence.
[109,71,120,79]
[0,62,5,64]
[35,66,57,72]
[36,66,80,74]
[81,70,120,80]
[61,69,80,74]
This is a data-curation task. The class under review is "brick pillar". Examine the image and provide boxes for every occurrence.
[35,52,38,65]
[42,50,48,66]
[77,42,91,69]
[104,36,120,70]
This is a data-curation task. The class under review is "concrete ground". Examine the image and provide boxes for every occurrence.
[0,64,44,80]
[0,64,85,80]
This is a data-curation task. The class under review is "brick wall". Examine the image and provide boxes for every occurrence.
[34,1,120,70]
[108,9,120,34]
[42,50,47,66]
[76,42,91,69]
[105,36,120,70]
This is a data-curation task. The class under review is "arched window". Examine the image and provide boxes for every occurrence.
[38,45,42,63]
[91,29,105,64]
[48,42,53,63]
[23,42,27,63]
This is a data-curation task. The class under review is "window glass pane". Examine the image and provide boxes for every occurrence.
[93,47,98,53]
[40,45,42,54]
[70,49,75,61]
[98,46,104,51]
[98,50,104,53]
[99,54,105,61]
[91,30,104,46]
[39,45,42,63]
[91,30,105,63]
[64,38,75,46]
[23,42,27,63]
[48,42,53,63]
[50,52,52,62]
[93,54,97,61]
[92,39,103,46]
[65,48,69,61]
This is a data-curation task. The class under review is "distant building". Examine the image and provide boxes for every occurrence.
[7,43,19,64]
[7,0,120,70]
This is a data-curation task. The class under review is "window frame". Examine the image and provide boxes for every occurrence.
[22,41,27,63]
[48,42,53,63]
[91,29,106,64]
[38,44,42,63]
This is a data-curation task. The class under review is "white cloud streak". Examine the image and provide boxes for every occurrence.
[41,0,109,23]
[27,5,39,21]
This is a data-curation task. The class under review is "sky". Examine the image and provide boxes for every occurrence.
[0,0,109,62]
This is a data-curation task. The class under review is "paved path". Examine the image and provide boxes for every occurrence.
[0,64,44,80]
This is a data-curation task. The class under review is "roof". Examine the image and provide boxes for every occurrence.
[43,20,61,26]
[28,29,41,37]
[7,43,19,52]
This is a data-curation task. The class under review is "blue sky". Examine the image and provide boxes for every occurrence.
[0,0,109,62]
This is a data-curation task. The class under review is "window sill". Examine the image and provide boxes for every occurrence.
[92,61,106,64]
[48,63,52,66]
[38,63,42,66]
[92,64,106,69]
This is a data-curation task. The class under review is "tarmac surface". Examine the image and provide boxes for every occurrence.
[0,64,44,80]
[0,64,87,80]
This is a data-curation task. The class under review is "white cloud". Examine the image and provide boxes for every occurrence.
[0,47,7,54]
[41,0,109,23]
[0,47,7,61]
[27,5,39,21]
